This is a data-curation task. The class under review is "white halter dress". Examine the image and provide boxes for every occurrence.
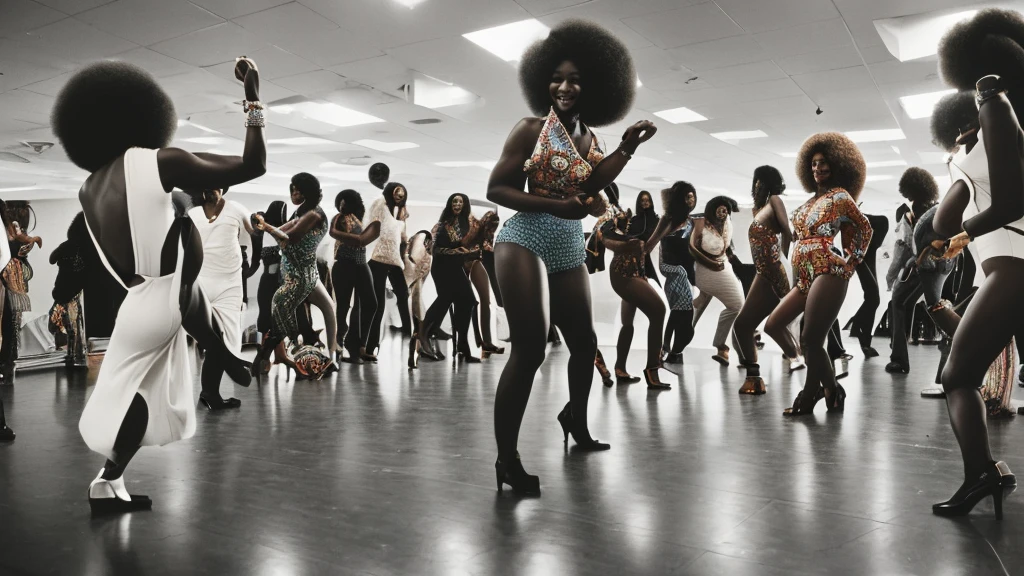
[79,147,194,460]
[188,200,249,355]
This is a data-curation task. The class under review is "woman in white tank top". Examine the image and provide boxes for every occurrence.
[689,196,745,366]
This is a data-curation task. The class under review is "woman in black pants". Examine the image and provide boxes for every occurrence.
[366,182,412,354]
[330,189,379,364]
[412,194,493,367]
[848,213,888,356]
[250,200,287,374]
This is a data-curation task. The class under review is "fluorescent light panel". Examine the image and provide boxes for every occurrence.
[394,0,427,7]
[710,130,767,141]
[413,77,477,109]
[653,106,707,124]
[463,19,549,62]
[866,160,908,168]
[354,139,419,152]
[777,151,798,158]
[846,129,905,143]
[268,137,337,146]
[270,102,384,128]
[866,175,894,182]
[875,10,977,62]
[899,89,956,119]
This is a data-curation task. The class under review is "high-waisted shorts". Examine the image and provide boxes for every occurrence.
[495,212,585,275]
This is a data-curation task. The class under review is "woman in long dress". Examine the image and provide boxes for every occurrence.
[52,57,264,513]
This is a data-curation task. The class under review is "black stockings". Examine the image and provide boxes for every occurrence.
[423,258,476,355]
[101,393,148,481]
[332,259,377,350]
[663,309,695,355]
[611,276,665,370]
[850,256,881,349]
[493,243,597,462]
[367,260,412,351]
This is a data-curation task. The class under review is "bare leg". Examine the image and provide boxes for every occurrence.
[610,275,666,369]
[307,280,337,354]
[734,275,783,373]
[801,275,849,405]
[469,261,495,346]
[615,300,637,372]
[492,243,548,462]
[765,287,809,388]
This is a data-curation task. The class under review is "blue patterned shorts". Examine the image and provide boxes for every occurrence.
[660,262,694,311]
[495,212,585,275]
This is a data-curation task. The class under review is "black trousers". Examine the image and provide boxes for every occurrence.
[849,252,881,349]
[367,260,411,351]
[423,257,476,351]
[256,270,279,335]
[332,258,376,350]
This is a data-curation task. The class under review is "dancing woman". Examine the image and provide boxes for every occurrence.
[250,200,286,372]
[465,211,504,355]
[404,229,433,332]
[53,58,261,513]
[488,19,655,495]
[690,196,745,365]
[764,132,871,415]
[734,166,802,395]
[330,189,379,364]
[930,9,1024,518]
[658,186,698,365]
[366,181,412,352]
[253,173,335,378]
[187,187,256,410]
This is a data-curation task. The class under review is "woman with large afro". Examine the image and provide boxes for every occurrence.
[763,132,871,416]
[928,8,1024,518]
[486,19,656,495]
[733,166,803,395]
[52,57,264,513]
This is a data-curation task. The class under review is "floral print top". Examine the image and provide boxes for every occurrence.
[790,188,872,293]
[524,107,605,199]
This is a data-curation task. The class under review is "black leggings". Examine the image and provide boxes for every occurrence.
[424,257,476,353]
[367,260,411,351]
[256,270,279,335]
[483,250,503,308]
[663,309,695,355]
[333,258,376,349]
[101,393,149,481]
[850,255,880,349]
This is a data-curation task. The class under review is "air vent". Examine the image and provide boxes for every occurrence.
[21,141,53,154]
[410,118,441,125]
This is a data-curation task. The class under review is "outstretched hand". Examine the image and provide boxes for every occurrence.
[620,120,657,152]
[942,232,970,260]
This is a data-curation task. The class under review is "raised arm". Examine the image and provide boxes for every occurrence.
[579,120,657,195]
[157,58,266,192]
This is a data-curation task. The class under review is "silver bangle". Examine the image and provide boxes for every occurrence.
[245,108,265,128]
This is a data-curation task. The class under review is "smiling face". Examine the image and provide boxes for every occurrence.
[811,152,831,187]
[392,185,407,205]
[451,195,464,215]
[289,185,304,206]
[550,60,581,114]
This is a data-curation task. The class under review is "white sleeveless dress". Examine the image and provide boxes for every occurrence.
[188,200,249,355]
[79,147,194,460]
[948,129,1024,262]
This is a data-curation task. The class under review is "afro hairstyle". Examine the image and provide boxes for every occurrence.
[795,132,867,199]
[752,165,786,199]
[898,167,940,205]
[335,189,366,220]
[703,195,739,220]
[290,172,322,214]
[930,91,978,152]
[518,19,636,127]
[52,61,177,172]
[938,8,1024,112]
[661,181,696,224]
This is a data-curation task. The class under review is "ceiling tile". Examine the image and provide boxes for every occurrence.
[669,35,766,72]
[270,28,384,68]
[716,0,839,34]
[754,17,851,59]
[0,0,66,36]
[330,56,410,86]
[0,58,66,94]
[700,61,788,89]
[107,47,196,78]
[22,18,137,64]
[189,0,291,20]
[774,45,863,75]
[33,0,115,15]
[150,22,266,67]
[77,0,225,46]
[230,46,320,81]
[235,2,339,38]
[623,3,744,49]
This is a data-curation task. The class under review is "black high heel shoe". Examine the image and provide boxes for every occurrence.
[495,454,540,496]
[198,392,241,410]
[934,461,1016,519]
[482,343,505,355]
[458,352,481,364]
[615,369,640,385]
[0,424,14,442]
[556,403,610,451]
[644,367,671,390]
[826,383,847,413]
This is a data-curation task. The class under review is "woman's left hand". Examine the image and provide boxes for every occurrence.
[253,213,267,230]
[942,232,970,259]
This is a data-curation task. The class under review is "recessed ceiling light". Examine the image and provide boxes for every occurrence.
[846,129,905,143]
[413,76,477,109]
[777,151,798,158]
[435,161,496,169]
[866,160,908,168]
[899,89,957,119]
[354,139,420,152]
[653,106,707,124]
[875,10,977,62]
[866,175,894,182]
[463,19,549,62]
[271,102,384,128]
[710,130,767,141]
[268,137,338,146]
[636,77,643,88]
[393,0,427,7]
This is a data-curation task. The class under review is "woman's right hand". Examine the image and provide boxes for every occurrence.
[554,196,590,220]
[235,56,260,101]
[253,213,268,231]
[620,120,657,153]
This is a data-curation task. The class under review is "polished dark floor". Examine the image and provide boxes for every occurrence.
[1,336,1022,576]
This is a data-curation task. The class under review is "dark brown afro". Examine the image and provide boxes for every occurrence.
[518,19,636,127]
[938,8,1024,112]
[898,167,939,204]
[930,91,977,152]
[661,180,695,224]
[51,61,176,172]
[795,132,866,199]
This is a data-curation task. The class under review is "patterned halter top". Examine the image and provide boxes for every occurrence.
[524,108,605,199]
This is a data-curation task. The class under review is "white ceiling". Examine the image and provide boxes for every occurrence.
[0,0,1006,214]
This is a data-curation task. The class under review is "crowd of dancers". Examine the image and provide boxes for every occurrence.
[0,11,1021,522]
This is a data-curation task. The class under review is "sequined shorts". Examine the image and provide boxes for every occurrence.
[495,212,585,274]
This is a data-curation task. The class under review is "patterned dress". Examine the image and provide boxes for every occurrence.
[272,207,328,338]
[790,188,872,294]
[748,207,791,298]
[495,107,604,274]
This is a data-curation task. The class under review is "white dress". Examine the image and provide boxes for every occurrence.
[79,148,194,460]
[188,200,249,354]
[367,197,406,267]
[949,129,1024,262]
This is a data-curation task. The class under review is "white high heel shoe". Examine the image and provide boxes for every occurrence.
[88,468,152,515]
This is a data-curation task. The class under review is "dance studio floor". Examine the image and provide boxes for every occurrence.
[1,337,1022,575]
